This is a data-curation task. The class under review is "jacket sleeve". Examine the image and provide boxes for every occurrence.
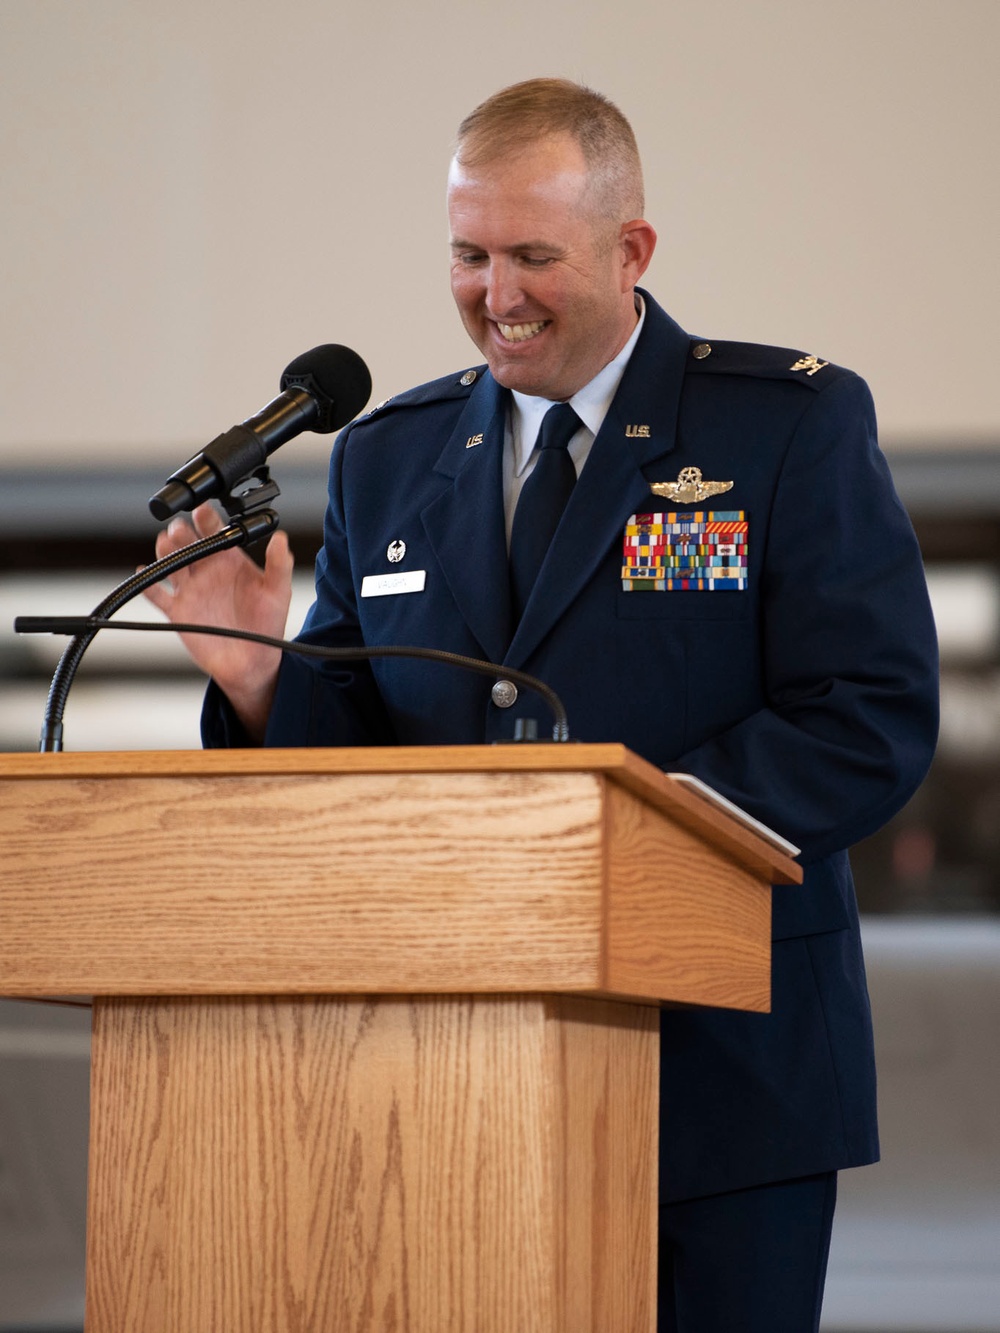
[672,374,939,863]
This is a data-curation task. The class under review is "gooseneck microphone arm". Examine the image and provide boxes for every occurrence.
[33,509,280,753]
[16,340,569,747]
[16,613,572,746]
[34,340,375,751]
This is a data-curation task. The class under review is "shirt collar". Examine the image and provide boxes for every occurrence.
[509,293,647,477]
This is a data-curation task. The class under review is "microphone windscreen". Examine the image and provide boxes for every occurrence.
[280,344,372,432]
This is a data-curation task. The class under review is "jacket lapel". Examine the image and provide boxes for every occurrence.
[421,375,512,663]
[507,295,692,666]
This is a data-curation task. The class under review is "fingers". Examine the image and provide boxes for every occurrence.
[263,529,294,584]
[142,579,169,614]
[152,503,225,560]
[192,503,226,539]
[142,506,292,636]
[146,507,219,617]
[154,514,197,561]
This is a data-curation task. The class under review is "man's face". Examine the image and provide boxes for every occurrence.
[447,134,652,402]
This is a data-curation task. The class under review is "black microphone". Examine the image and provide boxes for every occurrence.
[148,344,372,520]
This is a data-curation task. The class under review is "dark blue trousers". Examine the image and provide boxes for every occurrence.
[658,1172,838,1333]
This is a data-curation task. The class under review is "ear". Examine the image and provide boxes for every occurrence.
[618,219,657,288]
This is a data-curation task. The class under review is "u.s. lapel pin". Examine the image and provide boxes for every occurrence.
[650,467,733,504]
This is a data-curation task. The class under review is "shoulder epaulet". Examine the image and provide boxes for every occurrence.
[356,364,488,422]
[684,338,852,390]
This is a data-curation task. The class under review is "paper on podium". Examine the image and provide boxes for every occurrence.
[666,773,801,858]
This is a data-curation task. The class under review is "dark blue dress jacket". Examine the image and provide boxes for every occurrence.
[205,291,939,1203]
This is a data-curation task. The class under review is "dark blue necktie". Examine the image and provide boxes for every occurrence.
[509,402,580,620]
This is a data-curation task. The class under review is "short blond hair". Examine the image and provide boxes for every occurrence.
[455,78,645,223]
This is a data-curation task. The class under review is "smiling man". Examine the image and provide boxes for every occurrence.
[447,124,655,402]
[151,78,939,1333]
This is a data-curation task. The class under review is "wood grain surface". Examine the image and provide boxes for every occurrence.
[87,993,658,1333]
[1,765,777,1009]
[2,770,604,995]
[605,783,771,1010]
[2,747,782,1330]
[0,745,802,885]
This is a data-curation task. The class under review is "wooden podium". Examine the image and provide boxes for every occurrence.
[0,744,800,1333]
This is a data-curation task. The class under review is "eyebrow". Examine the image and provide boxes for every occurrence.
[449,238,564,254]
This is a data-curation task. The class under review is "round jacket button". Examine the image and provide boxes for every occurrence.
[692,342,712,360]
[491,679,518,709]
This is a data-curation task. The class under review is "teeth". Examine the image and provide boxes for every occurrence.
[498,321,546,342]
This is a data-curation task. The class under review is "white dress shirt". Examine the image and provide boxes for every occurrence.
[502,294,647,547]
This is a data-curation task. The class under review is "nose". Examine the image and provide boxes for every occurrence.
[484,258,526,319]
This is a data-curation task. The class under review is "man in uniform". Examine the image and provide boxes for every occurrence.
[148,78,939,1332]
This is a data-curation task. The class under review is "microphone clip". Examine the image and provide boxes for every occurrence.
[219,464,281,519]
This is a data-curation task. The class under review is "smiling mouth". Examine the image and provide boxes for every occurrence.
[497,320,548,343]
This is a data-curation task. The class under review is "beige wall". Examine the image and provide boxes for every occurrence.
[1,0,997,464]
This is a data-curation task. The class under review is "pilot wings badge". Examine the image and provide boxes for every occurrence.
[650,467,734,505]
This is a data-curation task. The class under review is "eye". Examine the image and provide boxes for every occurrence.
[454,251,487,266]
[520,255,555,268]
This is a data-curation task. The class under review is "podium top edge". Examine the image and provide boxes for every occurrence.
[3,742,636,781]
[0,745,802,883]
[0,742,662,788]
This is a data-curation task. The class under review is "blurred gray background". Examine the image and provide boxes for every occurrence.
[1,1,998,1329]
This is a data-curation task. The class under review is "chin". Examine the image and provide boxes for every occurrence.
[490,366,548,396]
[485,351,553,395]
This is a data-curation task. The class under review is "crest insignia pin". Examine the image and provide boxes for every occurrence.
[386,540,406,564]
[789,354,829,376]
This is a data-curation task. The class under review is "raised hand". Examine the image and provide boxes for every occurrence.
[143,502,294,739]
